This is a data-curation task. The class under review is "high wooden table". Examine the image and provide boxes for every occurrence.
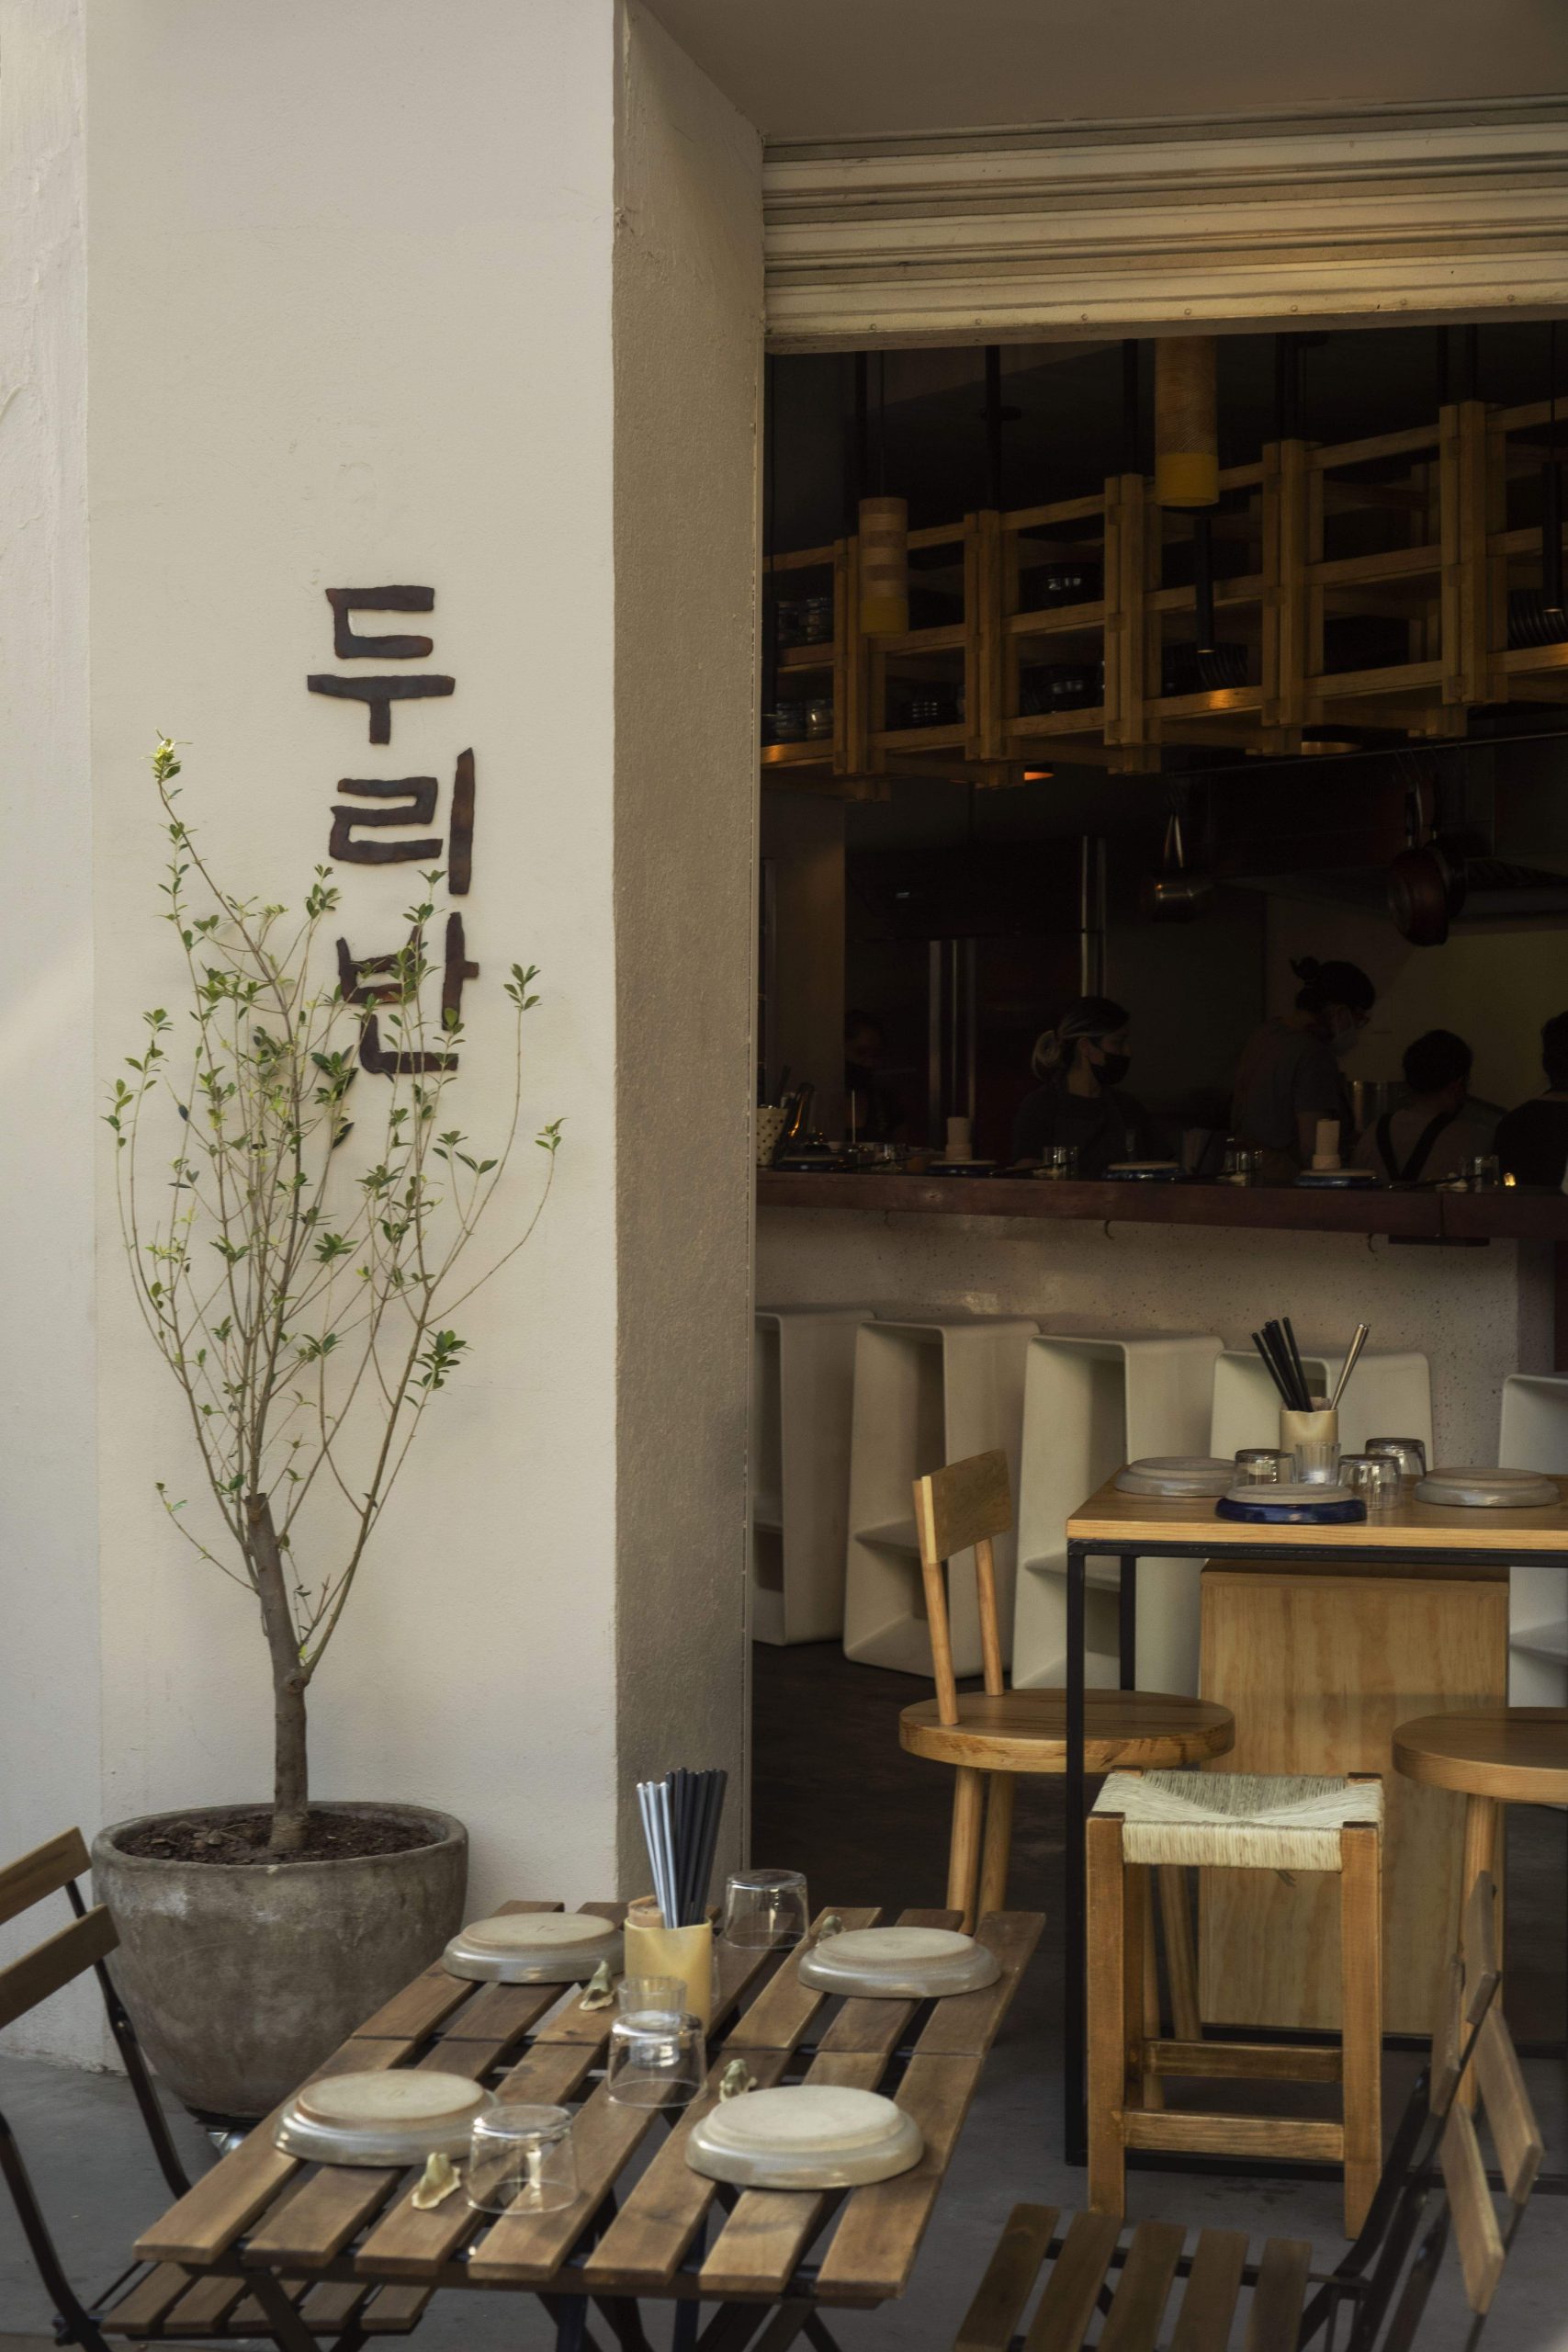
[1059,1475,1568,2165]
[116,1898,1041,2351]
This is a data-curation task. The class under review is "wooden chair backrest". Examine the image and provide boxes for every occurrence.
[912,1450,1012,1725]
[0,1831,118,2036]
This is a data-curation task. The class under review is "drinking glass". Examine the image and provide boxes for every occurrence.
[722,1868,810,1951]
[617,1974,684,2018]
[1234,1448,1289,1485]
[1366,1437,1427,1479]
[1340,1453,1401,1513]
[606,2010,706,2109]
[1294,1438,1341,1486]
[1047,1144,1079,1180]
[1466,1154,1501,1190]
[467,2104,578,2215]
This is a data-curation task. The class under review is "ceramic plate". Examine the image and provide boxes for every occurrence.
[277,2069,491,2165]
[1217,1484,1366,1523]
[1115,1456,1236,1498]
[443,1911,624,1984]
[686,2085,923,2188]
[1415,1467,1561,1510]
[795,1924,999,1999]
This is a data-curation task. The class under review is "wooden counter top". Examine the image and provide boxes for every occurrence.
[1065,1472,1568,1555]
[757,1170,1568,1242]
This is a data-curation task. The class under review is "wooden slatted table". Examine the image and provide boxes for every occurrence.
[115,1898,1041,2351]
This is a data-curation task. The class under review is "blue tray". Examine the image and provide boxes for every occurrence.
[1216,1491,1367,1524]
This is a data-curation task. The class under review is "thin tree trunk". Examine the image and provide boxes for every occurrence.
[246,1493,310,1855]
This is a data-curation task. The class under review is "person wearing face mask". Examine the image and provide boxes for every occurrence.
[1011,995,1161,1175]
[1230,956,1375,1178]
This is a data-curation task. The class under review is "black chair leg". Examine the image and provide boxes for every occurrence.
[0,2109,114,2352]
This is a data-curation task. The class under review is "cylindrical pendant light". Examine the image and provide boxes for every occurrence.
[1155,336,1219,509]
[859,493,909,635]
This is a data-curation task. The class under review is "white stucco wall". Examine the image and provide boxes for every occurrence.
[757,1210,1554,1465]
[0,0,102,2062]
[1,0,761,2064]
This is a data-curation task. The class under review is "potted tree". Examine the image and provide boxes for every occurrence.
[93,741,560,2117]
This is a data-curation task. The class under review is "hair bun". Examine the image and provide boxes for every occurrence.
[1291,955,1322,983]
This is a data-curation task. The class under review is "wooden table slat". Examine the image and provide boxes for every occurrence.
[466,2073,668,2284]
[361,2281,438,2333]
[579,2051,795,2292]
[698,2053,886,2297]
[725,1908,882,2049]
[438,1980,563,2045]
[134,2040,413,2265]
[914,1913,1045,2057]
[350,1970,478,2042]
[101,2262,192,2331]
[813,2052,985,2301]
[355,2044,593,2278]
[158,2267,251,2331]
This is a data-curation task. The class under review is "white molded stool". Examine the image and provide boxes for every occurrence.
[842,1317,1037,1678]
[1500,1374,1568,1703]
[1209,1346,1432,1460]
[751,1306,873,1645]
[1011,1332,1224,1697]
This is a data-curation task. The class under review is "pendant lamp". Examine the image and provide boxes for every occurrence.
[858,493,909,636]
[1154,336,1219,510]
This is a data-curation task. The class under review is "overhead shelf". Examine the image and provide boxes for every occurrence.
[761,394,1568,792]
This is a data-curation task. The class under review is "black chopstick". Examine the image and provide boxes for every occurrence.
[638,1766,729,1927]
[1281,1317,1311,1410]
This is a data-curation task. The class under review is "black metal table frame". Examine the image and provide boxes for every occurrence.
[1061,1530,1568,2168]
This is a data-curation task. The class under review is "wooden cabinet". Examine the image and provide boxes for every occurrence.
[1198,1566,1509,2034]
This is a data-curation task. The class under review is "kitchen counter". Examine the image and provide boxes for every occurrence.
[758,1170,1568,1241]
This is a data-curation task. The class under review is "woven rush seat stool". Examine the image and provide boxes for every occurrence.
[1089,1768,1384,2234]
[897,1452,1234,1934]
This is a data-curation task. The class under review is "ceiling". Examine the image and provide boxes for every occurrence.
[644,0,1568,142]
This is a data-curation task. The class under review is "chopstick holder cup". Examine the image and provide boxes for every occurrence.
[624,1898,716,2030]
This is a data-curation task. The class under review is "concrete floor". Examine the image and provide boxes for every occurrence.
[2,1641,1565,2347]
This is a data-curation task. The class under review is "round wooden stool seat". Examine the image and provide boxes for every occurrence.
[898,1689,1235,1774]
[1393,1708,1568,1804]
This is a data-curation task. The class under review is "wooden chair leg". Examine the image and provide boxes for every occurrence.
[1158,1864,1201,2042]
[1339,1821,1382,2237]
[977,1770,1014,1925]
[948,1768,986,1929]
[1087,1811,1128,2219]
[1459,1793,1500,2111]
[1141,1869,1165,2110]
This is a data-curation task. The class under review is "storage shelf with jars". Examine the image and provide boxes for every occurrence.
[761,393,1568,797]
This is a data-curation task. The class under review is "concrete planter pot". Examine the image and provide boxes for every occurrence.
[92,1801,468,2119]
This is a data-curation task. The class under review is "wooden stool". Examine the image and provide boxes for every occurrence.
[897,1451,1235,1936]
[1393,1707,1568,2041]
[1089,1768,1384,2235]
[1393,1708,1568,1904]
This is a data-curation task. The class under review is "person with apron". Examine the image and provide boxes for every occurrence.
[1230,956,1374,1181]
[1352,1029,1495,1184]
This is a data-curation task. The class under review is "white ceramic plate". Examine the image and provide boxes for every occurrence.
[1415,1467,1561,1510]
[443,1911,624,1984]
[685,2084,922,2188]
[795,1924,999,1999]
[1115,1456,1236,1498]
[276,2069,491,2165]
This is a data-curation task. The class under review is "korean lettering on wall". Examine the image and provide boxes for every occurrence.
[308,588,478,1073]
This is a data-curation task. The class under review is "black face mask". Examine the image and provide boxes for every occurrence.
[1095,1051,1131,1089]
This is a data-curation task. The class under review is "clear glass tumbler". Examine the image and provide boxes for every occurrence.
[1047,1144,1079,1180]
[1234,1448,1290,1485]
[1340,1453,1401,1513]
[617,1974,685,2018]
[467,2103,578,2215]
[1366,1437,1427,1479]
[1294,1438,1341,1486]
[721,1868,810,1951]
[606,2010,706,2110]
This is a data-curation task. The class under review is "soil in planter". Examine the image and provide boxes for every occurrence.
[117,1810,433,1865]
